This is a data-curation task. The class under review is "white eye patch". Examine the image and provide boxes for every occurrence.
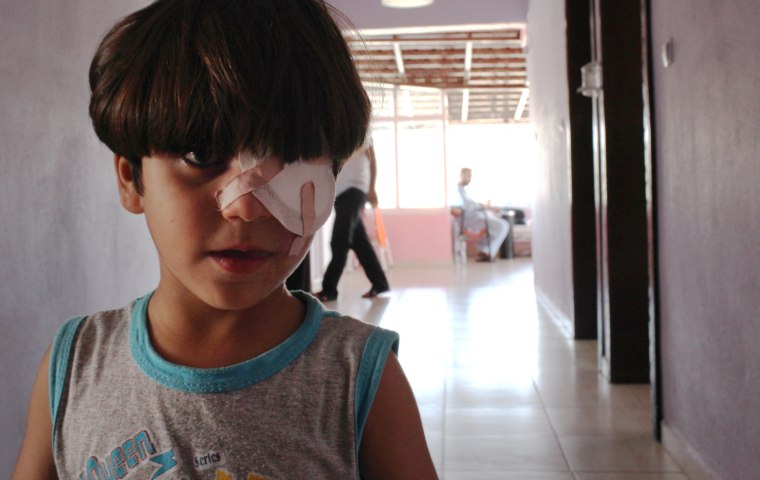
[215,153,335,255]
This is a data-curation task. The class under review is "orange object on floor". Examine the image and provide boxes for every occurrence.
[372,208,393,269]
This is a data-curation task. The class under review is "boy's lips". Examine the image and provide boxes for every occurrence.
[208,245,274,274]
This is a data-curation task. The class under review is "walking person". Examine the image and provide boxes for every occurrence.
[317,141,390,302]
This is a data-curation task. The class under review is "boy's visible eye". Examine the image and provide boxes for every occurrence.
[180,152,227,169]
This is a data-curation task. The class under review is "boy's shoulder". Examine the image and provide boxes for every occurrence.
[51,301,135,372]
[54,300,132,342]
[293,291,400,357]
[320,309,375,333]
[317,314,400,358]
[318,306,393,340]
[55,299,137,346]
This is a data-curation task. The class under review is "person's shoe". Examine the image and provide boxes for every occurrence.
[362,286,390,299]
[315,291,337,303]
[476,252,495,262]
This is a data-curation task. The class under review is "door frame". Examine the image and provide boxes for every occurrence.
[566,0,661,437]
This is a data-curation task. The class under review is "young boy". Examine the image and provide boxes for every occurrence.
[12,1,437,478]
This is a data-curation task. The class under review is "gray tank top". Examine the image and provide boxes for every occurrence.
[49,291,399,479]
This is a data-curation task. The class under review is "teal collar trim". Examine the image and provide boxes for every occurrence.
[129,291,323,393]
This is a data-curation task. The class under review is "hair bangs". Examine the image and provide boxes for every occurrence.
[90,0,370,169]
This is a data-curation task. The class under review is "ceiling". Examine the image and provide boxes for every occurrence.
[347,25,529,123]
[328,0,528,32]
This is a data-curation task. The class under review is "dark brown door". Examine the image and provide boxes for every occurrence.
[588,0,653,385]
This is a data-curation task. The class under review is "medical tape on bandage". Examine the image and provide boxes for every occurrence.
[215,154,335,255]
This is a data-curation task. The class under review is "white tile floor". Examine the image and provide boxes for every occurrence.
[325,257,693,479]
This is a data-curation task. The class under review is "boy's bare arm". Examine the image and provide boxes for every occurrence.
[13,346,58,480]
[359,353,439,479]
[366,144,379,208]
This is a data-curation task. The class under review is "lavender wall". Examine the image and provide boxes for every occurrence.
[650,1,760,477]
[0,1,158,476]
[524,0,574,321]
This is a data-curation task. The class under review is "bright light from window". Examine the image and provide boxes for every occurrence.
[397,122,445,208]
[366,84,536,211]
[370,123,397,209]
[446,123,537,208]
[367,84,395,118]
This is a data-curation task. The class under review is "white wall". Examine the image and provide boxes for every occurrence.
[0,1,157,476]
[524,0,575,320]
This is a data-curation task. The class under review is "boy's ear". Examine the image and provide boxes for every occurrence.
[114,155,144,214]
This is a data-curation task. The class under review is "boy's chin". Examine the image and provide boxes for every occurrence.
[199,284,287,313]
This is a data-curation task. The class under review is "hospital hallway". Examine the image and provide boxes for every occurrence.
[329,258,699,480]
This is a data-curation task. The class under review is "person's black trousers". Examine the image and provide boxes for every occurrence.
[320,188,389,297]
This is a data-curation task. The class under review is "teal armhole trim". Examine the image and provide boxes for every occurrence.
[49,316,86,441]
[354,328,400,456]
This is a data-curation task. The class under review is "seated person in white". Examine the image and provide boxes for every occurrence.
[457,167,510,262]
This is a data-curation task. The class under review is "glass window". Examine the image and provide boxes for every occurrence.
[446,123,537,208]
[397,87,442,118]
[369,123,397,208]
[397,121,445,208]
[366,84,395,119]
[366,84,535,211]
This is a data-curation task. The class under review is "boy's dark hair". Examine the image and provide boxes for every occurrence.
[89,0,370,191]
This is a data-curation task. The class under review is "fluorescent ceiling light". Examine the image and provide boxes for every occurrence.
[382,0,434,8]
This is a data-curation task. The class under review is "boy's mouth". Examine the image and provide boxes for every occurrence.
[209,247,272,274]
[213,249,269,258]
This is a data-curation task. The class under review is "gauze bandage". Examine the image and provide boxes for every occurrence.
[215,153,335,255]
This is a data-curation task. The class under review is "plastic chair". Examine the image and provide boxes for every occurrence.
[450,206,491,265]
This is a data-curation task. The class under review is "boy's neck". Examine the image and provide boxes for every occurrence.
[145,285,305,369]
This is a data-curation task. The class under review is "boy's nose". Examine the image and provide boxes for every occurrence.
[220,192,272,222]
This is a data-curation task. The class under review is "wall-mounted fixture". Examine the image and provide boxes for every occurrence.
[381,0,434,8]
[661,39,674,68]
[577,61,602,97]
